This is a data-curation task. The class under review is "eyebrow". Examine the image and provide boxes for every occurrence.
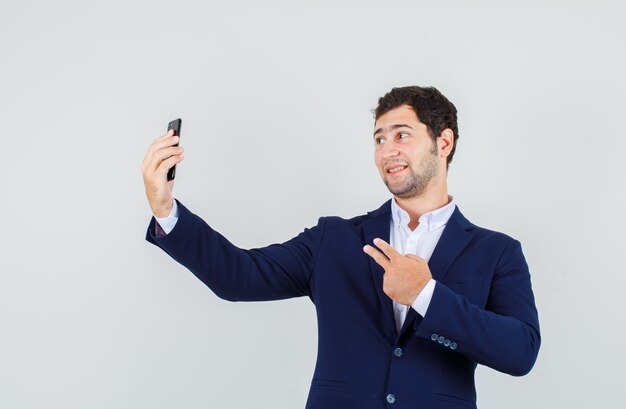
[373,124,414,138]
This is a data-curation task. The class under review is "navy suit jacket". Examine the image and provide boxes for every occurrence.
[146,199,540,409]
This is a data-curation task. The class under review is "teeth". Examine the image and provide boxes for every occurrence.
[389,166,405,173]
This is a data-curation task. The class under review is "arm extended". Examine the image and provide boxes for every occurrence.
[146,200,326,302]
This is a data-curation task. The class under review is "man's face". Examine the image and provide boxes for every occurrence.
[373,105,440,199]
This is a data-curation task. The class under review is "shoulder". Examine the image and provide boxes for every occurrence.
[450,207,529,269]
[322,213,371,228]
[452,206,520,247]
[317,199,392,230]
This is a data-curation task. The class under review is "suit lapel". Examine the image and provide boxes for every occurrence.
[427,206,473,283]
[362,200,397,342]
[363,202,474,340]
[397,206,473,337]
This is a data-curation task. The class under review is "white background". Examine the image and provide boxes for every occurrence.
[1,1,625,408]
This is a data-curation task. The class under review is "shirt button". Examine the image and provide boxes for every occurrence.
[393,347,403,358]
[386,393,397,404]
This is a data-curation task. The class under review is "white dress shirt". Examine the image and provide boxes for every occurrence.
[154,196,457,334]
[154,198,180,234]
[389,196,456,333]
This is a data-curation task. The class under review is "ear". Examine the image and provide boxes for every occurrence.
[437,128,454,158]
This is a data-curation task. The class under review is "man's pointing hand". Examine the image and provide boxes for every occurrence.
[363,238,432,306]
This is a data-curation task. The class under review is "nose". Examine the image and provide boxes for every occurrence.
[382,143,400,158]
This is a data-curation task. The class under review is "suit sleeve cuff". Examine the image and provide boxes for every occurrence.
[154,198,179,235]
[412,279,436,317]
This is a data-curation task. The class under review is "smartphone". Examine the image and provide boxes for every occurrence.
[166,118,182,181]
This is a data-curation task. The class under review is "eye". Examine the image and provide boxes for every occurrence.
[375,137,385,145]
[398,132,409,140]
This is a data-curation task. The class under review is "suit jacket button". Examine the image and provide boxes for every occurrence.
[438,336,446,344]
[444,339,451,347]
[450,342,458,350]
[431,333,438,341]
[393,347,403,358]
[386,393,397,404]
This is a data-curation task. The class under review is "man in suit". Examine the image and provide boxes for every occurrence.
[141,86,540,408]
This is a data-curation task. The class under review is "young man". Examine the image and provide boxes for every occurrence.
[141,86,540,409]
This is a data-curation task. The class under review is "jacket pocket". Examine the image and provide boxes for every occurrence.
[434,392,475,408]
[311,378,348,389]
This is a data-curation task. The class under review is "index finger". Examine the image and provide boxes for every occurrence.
[372,238,400,261]
[148,130,180,155]
[152,129,176,144]
[363,244,391,270]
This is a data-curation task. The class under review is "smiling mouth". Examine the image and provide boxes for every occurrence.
[387,165,408,174]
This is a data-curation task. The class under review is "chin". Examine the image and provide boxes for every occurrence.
[386,183,411,197]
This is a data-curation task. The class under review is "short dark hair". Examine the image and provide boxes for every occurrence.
[374,86,459,168]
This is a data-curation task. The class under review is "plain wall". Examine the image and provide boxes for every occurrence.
[1,0,625,408]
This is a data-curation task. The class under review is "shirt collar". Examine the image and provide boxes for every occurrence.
[391,195,456,232]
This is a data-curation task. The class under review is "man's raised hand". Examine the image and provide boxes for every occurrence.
[140,129,185,217]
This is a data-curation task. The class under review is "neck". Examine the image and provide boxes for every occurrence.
[393,177,449,230]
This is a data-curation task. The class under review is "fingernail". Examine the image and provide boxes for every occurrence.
[373,238,380,244]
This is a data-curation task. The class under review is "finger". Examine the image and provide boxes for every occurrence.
[142,134,180,172]
[156,153,185,177]
[153,129,175,143]
[143,145,178,180]
[154,151,185,178]
[147,145,184,176]
[363,244,391,269]
[372,238,401,261]
[148,134,181,160]
[405,254,425,262]
[144,131,179,160]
